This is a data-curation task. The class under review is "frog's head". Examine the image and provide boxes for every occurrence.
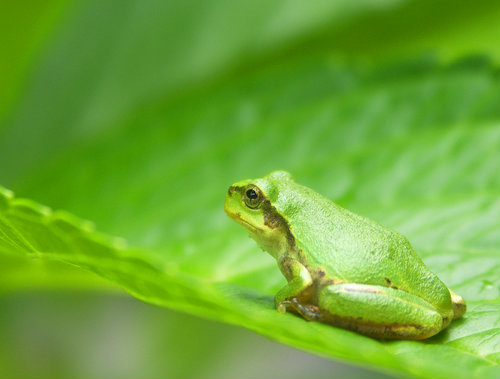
[224,171,295,258]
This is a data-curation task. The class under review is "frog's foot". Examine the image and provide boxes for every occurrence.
[276,300,291,314]
[276,298,321,321]
[289,298,321,321]
[450,290,466,319]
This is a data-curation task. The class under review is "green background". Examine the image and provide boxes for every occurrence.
[0,1,499,378]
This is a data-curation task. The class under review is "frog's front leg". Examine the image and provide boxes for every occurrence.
[319,283,445,340]
[275,256,314,315]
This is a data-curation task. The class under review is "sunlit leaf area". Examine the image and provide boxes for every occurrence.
[0,1,498,378]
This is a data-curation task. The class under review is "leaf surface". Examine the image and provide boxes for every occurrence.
[0,1,499,378]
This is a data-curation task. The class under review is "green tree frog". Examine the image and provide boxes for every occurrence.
[224,170,466,340]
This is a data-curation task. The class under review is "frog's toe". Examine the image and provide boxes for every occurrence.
[450,290,466,319]
[290,298,321,321]
[276,300,291,314]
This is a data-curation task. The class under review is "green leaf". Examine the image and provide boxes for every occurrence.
[1,58,499,378]
[1,1,499,378]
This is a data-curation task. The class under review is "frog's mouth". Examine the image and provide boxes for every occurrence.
[225,205,262,234]
[228,212,262,233]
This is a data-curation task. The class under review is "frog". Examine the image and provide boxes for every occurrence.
[224,170,466,340]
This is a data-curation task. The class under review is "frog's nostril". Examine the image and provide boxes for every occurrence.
[228,186,236,196]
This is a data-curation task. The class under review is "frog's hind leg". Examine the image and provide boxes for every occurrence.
[318,283,444,340]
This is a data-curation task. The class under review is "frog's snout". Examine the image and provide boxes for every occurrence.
[224,186,239,217]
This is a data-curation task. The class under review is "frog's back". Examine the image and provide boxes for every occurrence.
[271,180,452,313]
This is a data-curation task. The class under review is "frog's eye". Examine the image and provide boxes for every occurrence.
[243,185,263,209]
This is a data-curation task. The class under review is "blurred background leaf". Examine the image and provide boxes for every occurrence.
[0,0,499,378]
